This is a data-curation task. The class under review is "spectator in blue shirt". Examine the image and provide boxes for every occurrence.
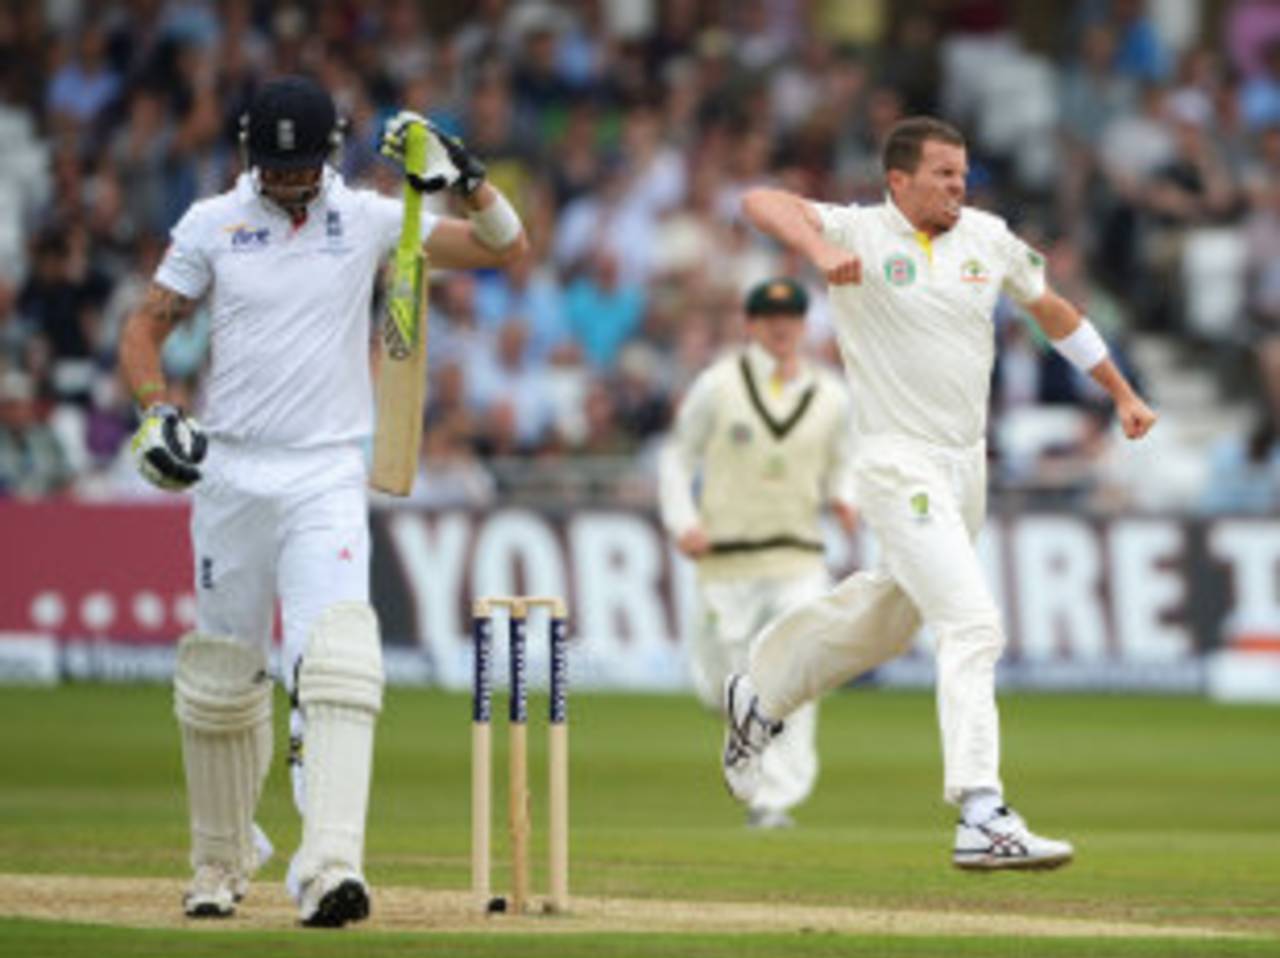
[564,250,645,369]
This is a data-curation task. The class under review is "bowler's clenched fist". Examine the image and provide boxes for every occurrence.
[1117,396,1158,440]
[811,242,861,286]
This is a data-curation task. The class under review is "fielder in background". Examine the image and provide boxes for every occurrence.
[118,76,527,926]
[659,277,857,829]
[724,116,1157,869]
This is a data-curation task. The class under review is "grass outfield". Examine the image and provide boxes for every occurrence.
[0,684,1277,956]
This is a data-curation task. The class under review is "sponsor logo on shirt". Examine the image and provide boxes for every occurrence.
[225,223,270,250]
[960,258,990,284]
[729,422,753,445]
[884,253,916,287]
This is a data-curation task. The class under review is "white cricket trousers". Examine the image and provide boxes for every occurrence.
[191,438,372,807]
[692,570,827,814]
[749,434,1003,804]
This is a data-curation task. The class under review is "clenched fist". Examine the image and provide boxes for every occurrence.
[1116,395,1158,440]
[810,242,862,286]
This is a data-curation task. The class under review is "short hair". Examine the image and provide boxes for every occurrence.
[882,117,966,175]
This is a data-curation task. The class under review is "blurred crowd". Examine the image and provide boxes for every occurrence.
[1,0,1278,513]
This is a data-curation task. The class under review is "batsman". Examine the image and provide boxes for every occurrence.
[723,117,1158,869]
[118,76,527,926]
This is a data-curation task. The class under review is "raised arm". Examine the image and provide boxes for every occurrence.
[380,111,529,271]
[741,187,862,285]
[424,183,530,270]
[1023,288,1158,440]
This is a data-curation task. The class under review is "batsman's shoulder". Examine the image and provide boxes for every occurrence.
[170,189,245,242]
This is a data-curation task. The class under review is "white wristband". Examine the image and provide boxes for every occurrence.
[1051,318,1109,371]
[470,191,521,250]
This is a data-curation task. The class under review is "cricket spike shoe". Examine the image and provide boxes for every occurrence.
[952,806,1074,871]
[721,673,783,805]
[183,863,239,918]
[298,867,371,928]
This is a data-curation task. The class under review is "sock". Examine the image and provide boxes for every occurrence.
[961,789,1004,826]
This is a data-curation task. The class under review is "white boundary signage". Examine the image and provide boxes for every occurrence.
[2,502,1279,693]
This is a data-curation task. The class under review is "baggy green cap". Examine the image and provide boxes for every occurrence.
[744,277,809,318]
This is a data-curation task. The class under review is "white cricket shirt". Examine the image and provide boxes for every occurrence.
[659,343,855,580]
[156,170,439,446]
[813,198,1045,448]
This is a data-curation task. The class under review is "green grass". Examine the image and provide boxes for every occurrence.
[2,685,1279,956]
[2,920,1279,958]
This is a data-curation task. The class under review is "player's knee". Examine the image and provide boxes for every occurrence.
[298,601,384,716]
[174,632,272,732]
[937,607,1006,657]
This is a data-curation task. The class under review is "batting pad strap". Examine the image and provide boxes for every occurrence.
[175,633,272,732]
[298,602,384,715]
[1050,318,1109,372]
[469,191,521,250]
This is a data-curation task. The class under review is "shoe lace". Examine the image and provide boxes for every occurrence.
[730,698,783,756]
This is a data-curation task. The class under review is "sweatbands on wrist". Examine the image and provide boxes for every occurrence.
[1051,319,1109,372]
[135,380,166,404]
[469,191,521,250]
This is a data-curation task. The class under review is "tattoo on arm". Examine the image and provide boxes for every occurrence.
[141,284,198,327]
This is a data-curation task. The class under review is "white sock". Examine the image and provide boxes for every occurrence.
[961,789,1004,826]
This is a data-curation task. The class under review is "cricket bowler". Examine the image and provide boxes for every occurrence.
[118,76,527,925]
[721,116,1157,869]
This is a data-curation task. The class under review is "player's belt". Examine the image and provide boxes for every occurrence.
[708,536,824,555]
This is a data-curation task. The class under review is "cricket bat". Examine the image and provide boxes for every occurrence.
[371,122,430,495]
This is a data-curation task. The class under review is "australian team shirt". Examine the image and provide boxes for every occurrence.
[812,198,1046,448]
[660,343,855,580]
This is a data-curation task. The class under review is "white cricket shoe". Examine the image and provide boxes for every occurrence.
[746,807,795,830]
[183,863,238,918]
[722,673,782,805]
[298,867,371,928]
[953,806,1074,871]
[185,823,273,917]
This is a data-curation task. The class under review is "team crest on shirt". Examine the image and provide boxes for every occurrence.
[322,210,352,253]
[884,253,916,287]
[729,422,753,445]
[909,491,930,520]
[960,258,990,284]
[225,223,270,250]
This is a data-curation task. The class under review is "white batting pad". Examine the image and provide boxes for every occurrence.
[174,633,273,874]
[291,602,384,896]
